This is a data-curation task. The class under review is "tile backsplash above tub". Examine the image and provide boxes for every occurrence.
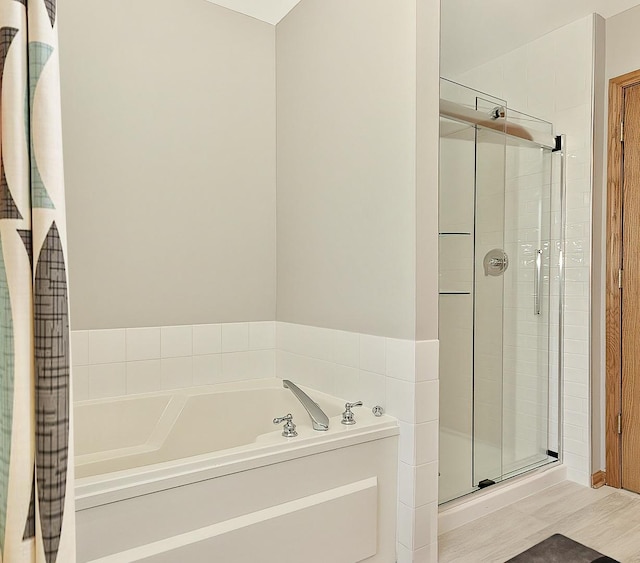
[72,321,439,420]
[72,322,276,400]
[276,322,439,422]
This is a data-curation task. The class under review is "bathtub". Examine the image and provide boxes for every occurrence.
[74,379,399,562]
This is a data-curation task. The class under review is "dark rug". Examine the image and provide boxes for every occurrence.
[506,534,620,563]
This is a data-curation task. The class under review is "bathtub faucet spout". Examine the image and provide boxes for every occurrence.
[282,380,329,431]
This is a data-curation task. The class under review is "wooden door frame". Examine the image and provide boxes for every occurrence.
[606,69,640,489]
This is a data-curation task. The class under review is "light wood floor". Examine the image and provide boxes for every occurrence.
[439,481,640,562]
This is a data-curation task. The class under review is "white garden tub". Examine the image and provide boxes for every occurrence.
[74,379,399,562]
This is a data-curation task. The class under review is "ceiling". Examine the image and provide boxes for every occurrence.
[442,0,640,76]
[204,1,640,59]
[204,0,303,25]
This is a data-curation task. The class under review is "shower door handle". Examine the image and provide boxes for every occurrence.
[534,249,543,315]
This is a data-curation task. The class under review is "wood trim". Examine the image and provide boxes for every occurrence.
[591,470,607,489]
[606,68,640,489]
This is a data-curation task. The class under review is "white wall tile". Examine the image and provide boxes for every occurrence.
[416,340,438,382]
[126,360,162,394]
[88,329,125,364]
[414,463,438,508]
[88,363,126,398]
[249,321,276,350]
[71,331,89,366]
[387,378,416,423]
[397,502,414,549]
[386,338,416,381]
[359,370,386,409]
[396,543,413,563]
[301,357,335,396]
[399,421,416,465]
[415,380,439,424]
[299,325,334,361]
[193,354,223,385]
[334,364,359,402]
[126,327,160,361]
[221,323,249,353]
[563,436,590,458]
[565,381,588,399]
[161,357,193,389]
[275,321,296,353]
[193,324,222,355]
[332,330,359,367]
[397,543,437,563]
[415,421,438,466]
[276,323,332,362]
[161,326,192,358]
[413,503,438,551]
[249,349,276,378]
[398,463,415,508]
[360,334,386,375]
[221,352,252,381]
[412,544,438,563]
[73,365,89,401]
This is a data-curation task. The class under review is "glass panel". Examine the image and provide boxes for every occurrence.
[438,114,476,503]
[438,80,560,505]
[473,124,507,486]
[439,80,508,503]
[502,139,554,478]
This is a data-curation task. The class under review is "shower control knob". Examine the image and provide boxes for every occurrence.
[483,249,509,277]
[341,401,363,425]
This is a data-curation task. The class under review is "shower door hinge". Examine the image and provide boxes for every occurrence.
[618,413,623,435]
[621,120,625,143]
[619,268,623,289]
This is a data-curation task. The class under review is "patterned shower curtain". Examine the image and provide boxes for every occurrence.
[0,0,75,562]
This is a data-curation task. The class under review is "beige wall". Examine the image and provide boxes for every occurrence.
[275,0,418,339]
[416,0,441,341]
[59,0,276,330]
[606,5,640,78]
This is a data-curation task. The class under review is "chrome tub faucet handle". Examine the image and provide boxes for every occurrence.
[273,413,298,437]
[341,401,363,425]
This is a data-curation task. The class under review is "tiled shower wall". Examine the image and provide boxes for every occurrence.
[454,14,596,485]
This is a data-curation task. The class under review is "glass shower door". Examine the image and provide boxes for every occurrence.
[473,115,555,487]
[438,79,559,505]
[501,123,554,478]
[472,121,507,487]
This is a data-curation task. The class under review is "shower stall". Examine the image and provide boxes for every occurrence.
[438,79,564,504]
